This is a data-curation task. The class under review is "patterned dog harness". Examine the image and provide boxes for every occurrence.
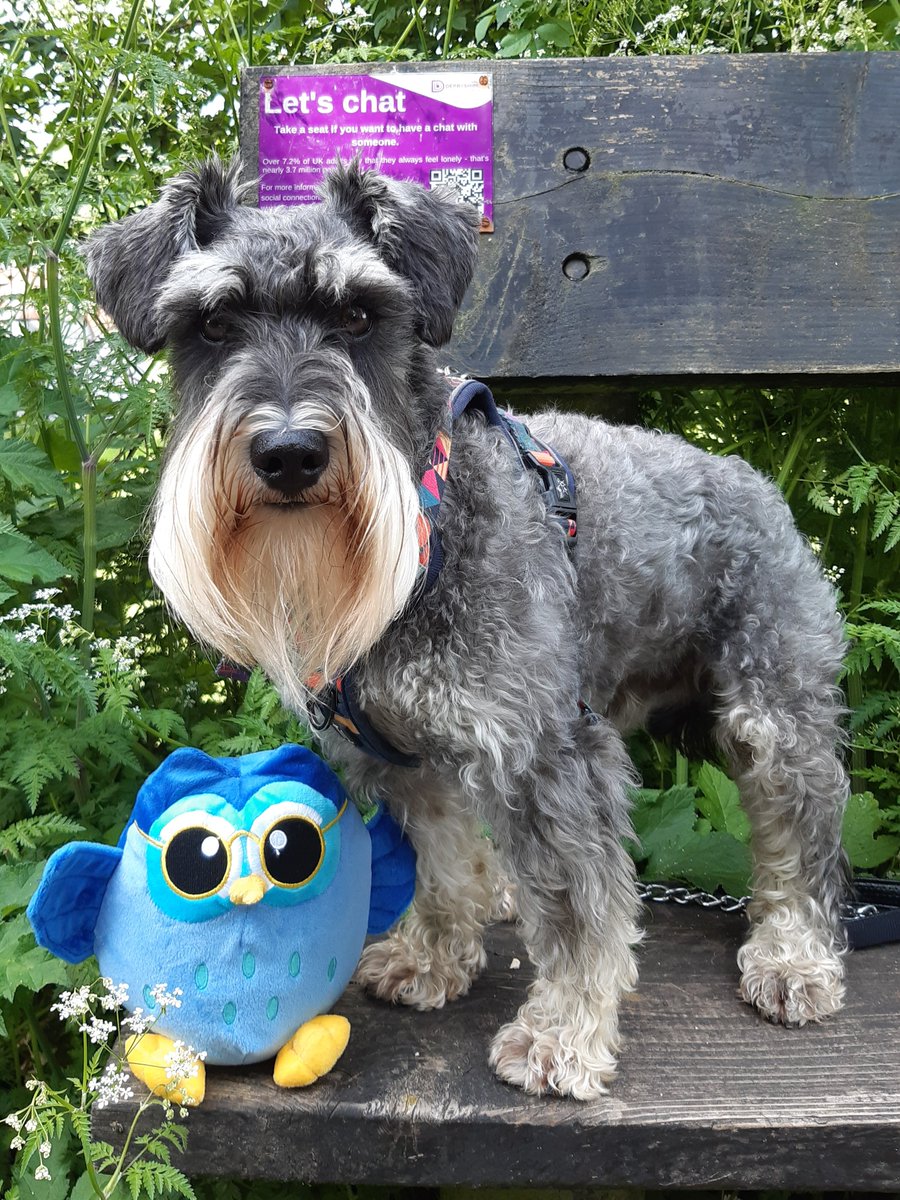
[305,378,578,767]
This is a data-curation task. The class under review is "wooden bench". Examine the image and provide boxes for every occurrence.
[94,53,900,1190]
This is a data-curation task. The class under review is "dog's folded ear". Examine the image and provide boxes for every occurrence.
[320,160,480,348]
[83,157,243,354]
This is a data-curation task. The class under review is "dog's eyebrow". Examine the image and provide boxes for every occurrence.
[157,253,247,313]
[311,243,401,305]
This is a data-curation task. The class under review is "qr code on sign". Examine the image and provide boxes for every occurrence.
[430,168,484,211]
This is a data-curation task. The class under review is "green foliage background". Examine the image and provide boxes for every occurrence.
[1,0,899,1192]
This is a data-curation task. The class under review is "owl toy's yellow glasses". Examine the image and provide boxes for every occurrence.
[136,799,348,900]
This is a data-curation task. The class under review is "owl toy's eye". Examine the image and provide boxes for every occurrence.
[261,817,324,888]
[163,826,231,898]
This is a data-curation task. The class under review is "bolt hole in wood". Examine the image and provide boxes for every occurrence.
[563,146,591,172]
[563,253,591,281]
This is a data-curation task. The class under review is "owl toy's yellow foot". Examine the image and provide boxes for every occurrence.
[125,1033,206,1107]
[273,1014,350,1088]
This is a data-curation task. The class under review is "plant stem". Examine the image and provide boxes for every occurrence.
[442,0,458,57]
[391,12,418,54]
[675,750,689,787]
[49,0,145,258]
[846,396,877,792]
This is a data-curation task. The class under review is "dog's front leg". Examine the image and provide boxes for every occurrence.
[483,714,643,1100]
[354,771,501,1009]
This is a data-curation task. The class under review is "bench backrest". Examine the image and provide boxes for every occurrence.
[241,54,900,382]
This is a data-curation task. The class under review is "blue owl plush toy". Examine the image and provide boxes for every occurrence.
[28,745,416,1103]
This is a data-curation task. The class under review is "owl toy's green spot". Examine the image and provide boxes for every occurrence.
[194,963,209,991]
[289,951,301,978]
[267,996,279,1021]
[143,984,157,1009]
[222,1001,237,1025]
[327,956,337,981]
[242,952,256,979]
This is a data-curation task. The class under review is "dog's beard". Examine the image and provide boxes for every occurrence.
[148,389,421,711]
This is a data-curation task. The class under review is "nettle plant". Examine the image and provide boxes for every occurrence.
[5,977,201,1199]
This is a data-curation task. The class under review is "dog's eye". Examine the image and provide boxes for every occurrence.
[339,306,374,339]
[200,316,228,345]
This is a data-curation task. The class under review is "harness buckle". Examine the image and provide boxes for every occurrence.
[307,682,337,732]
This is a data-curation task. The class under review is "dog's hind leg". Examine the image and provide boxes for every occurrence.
[714,649,850,1027]
[486,714,643,1099]
[354,773,500,1009]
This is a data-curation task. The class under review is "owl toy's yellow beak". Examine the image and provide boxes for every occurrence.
[229,874,266,905]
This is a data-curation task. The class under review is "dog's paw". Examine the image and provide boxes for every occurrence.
[738,929,846,1027]
[355,931,485,1010]
[488,1010,617,1100]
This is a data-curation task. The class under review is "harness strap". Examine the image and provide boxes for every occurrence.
[308,378,579,767]
[307,674,421,769]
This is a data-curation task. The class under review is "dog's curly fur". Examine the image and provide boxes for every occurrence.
[85,158,850,1099]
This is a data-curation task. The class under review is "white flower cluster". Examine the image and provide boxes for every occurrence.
[79,1016,117,1045]
[51,985,95,1020]
[92,634,145,677]
[122,1007,155,1034]
[0,590,80,644]
[148,984,183,1012]
[52,979,129,1023]
[89,1061,135,1110]
[164,1040,207,1083]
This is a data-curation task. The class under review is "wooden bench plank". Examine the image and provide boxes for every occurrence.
[93,906,900,1190]
[240,54,900,380]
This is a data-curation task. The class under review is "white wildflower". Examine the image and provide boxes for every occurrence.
[34,588,61,601]
[34,1165,51,1182]
[25,1119,37,1132]
[4,1113,22,1130]
[11,1135,25,1150]
[149,984,183,1011]
[39,1141,51,1158]
[79,1017,116,1044]
[164,1040,206,1082]
[98,980,129,1011]
[52,986,94,1020]
[122,1007,154,1034]
[89,1062,134,1109]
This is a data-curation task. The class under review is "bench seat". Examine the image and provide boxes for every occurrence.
[92,905,900,1191]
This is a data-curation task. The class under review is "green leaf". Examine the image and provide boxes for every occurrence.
[695,762,751,842]
[497,28,533,56]
[843,792,900,868]
[475,13,493,41]
[630,785,697,860]
[0,860,46,916]
[844,463,879,513]
[872,490,900,540]
[647,830,752,897]
[0,530,67,585]
[0,439,66,498]
[0,914,69,1003]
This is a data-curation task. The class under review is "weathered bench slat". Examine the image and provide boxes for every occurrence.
[241,54,900,380]
[93,906,900,1190]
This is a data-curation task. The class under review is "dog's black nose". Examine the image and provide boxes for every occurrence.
[250,430,330,497]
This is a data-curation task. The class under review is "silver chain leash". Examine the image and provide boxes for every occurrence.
[637,881,880,921]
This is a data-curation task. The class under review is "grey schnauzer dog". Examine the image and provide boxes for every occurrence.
[85,158,849,1099]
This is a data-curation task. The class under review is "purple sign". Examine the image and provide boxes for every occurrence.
[259,71,493,231]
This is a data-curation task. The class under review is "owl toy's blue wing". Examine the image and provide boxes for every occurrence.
[27,842,122,964]
[365,803,417,935]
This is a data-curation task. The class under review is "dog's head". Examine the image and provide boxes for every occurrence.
[85,158,479,705]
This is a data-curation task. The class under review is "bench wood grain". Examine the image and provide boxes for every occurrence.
[92,906,900,1190]
[241,54,900,380]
